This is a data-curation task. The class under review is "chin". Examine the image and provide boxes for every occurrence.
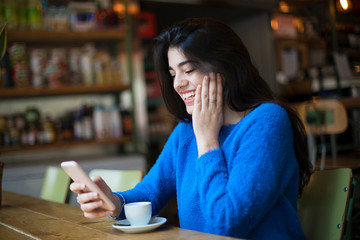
[186,106,194,115]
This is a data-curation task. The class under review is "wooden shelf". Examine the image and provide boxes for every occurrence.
[341,48,360,57]
[0,136,132,153]
[1,7,142,156]
[0,84,130,99]
[7,29,125,43]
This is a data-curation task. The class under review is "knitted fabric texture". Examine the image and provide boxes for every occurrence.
[115,103,305,240]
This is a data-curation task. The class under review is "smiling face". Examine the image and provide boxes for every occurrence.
[168,47,209,115]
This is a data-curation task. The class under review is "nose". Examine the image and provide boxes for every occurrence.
[173,74,187,90]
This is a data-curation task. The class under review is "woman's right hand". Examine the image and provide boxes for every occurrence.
[192,73,224,157]
[70,176,122,219]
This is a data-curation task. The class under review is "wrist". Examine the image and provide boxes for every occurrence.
[110,193,123,218]
[197,141,219,157]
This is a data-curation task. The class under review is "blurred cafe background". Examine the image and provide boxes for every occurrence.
[0,0,359,238]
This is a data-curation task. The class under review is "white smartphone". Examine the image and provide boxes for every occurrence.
[61,161,116,211]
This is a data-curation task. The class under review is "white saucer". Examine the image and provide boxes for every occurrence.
[112,217,167,234]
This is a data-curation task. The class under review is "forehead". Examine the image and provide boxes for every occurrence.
[168,47,188,68]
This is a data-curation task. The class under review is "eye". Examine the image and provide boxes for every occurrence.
[169,71,175,79]
[185,69,195,75]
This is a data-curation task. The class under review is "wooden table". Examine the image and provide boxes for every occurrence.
[0,191,241,240]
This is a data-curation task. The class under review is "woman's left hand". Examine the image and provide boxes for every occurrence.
[192,73,223,157]
[70,176,122,219]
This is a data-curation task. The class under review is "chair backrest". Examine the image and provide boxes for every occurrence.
[88,169,144,192]
[295,99,348,135]
[298,168,354,240]
[40,166,71,203]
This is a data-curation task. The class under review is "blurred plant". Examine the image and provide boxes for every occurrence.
[0,23,7,61]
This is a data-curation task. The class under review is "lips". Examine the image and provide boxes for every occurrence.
[181,90,195,104]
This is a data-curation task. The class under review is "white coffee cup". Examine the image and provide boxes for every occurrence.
[124,202,152,226]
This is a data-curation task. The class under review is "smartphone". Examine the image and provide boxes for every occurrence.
[61,161,116,211]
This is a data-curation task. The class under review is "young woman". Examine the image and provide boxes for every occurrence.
[71,17,312,239]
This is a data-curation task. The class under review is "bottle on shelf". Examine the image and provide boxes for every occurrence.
[81,43,96,86]
[45,48,67,87]
[69,48,84,85]
[120,107,132,136]
[61,111,74,141]
[3,0,18,30]
[25,107,40,127]
[27,0,43,30]
[108,104,122,139]
[119,91,133,136]
[8,116,20,146]
[93,105,106,140]
[73,109,83,140]
[81,105,94,140]
[41,115,56,144]
[30,48,47,88]
[9,43,30,88]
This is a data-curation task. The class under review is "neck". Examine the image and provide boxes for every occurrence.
[223,106,247,126]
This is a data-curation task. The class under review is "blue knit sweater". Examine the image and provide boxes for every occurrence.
[115,103,306,239]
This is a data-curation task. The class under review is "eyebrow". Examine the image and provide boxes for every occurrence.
[168,60,196,71]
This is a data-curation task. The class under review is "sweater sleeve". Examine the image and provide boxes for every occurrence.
[196,104,298,236]
[114,123,181,219]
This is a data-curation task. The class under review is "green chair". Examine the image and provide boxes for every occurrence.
[298,168,355,240]
[89,169,144,192]
[40,166,71,203]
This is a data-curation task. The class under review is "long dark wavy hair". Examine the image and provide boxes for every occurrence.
[153,17,312,195]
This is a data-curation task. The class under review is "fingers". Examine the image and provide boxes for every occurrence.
[77,192,99,205]
[80,199,102,214]
[194,84,202,111]
[76,191,112,219]
[80,199,112,219]
[201,75,209,110]
[208,73,217,106]
[199,73,221,109]
[216,73,223,107]
[93,176,110,193]
[83,208,113,219]
[70,182,85,194]
[192,72,223,157]
[70,177,115,220]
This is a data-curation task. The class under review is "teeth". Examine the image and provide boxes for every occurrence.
[182,91,195,100]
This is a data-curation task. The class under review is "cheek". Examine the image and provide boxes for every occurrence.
[192,73,206,87]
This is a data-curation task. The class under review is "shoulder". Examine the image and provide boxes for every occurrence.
[243,103,292,132]
[252,102,287,115]
[168,121,194,140]
[249,103,289,122]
